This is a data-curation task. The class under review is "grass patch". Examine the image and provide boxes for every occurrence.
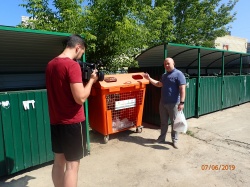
[186,130,195,137]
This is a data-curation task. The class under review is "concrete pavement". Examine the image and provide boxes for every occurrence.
[0,102,250,187]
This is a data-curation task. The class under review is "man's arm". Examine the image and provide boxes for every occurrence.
[179,84,186,103]
[143,73,163,87]
[178,84,186,111]
[70,70,98,105]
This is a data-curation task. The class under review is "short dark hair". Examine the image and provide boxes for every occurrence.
[63,34,87,49]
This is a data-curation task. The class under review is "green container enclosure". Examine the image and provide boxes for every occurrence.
[246,75,250,102]
[222,76,241,109]
[135,43,250,120]
[245,75,250,102]
[0,26,90,177]
[0,102,5,177]
[184,78,196,118]
[0,90,52,175]
[199,76,222,116]
[239,75,250,104]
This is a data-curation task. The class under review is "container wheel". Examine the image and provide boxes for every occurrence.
[104,135,109,144]
[136,127,143,133]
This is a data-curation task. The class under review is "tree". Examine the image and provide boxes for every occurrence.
[18,0,238,71]
[172,0,238,47]
[84,0,149,71]
[19,0,88,34]
[19,0,56,30]
[135,0,175,46]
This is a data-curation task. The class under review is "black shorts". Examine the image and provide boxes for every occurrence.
[50,121,87,161]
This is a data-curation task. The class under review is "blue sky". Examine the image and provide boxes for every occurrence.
[0,0,249,41]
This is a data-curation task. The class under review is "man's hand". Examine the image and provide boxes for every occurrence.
[178,103,184,111]
[90,69,99,83]
[143,72,150,80]
[143,72,162,87]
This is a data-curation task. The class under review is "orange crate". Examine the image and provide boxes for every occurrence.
[88,72,149,143]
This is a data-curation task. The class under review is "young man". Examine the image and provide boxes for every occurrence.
[46,34,98,187]
[143,57,186,149]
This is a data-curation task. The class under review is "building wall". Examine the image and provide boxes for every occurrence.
[215,35,248,53]
[247,43,250,53]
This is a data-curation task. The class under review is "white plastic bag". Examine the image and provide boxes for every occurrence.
[173,110,188,133]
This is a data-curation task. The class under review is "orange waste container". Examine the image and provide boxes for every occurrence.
[88,72,149,143]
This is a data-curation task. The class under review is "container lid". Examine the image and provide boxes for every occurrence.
[95,72,149,89]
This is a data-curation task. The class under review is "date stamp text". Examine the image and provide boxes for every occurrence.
[201,165,236,170]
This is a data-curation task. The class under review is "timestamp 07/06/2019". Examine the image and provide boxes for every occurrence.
[201,165,236,171]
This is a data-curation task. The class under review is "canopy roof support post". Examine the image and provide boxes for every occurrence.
[240,54,243,75]
[164,43,167,59]
[221,52,225,110]
[164,43,168,73]
[83,53,91,155]
[196,48,201,118]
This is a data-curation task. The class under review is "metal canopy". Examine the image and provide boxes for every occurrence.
[0,26,73,90]
[135,43,250,69]
[0,25,70,73]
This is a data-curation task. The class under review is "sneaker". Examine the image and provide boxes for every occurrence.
[173,142,178,149]
[154,138,165,144]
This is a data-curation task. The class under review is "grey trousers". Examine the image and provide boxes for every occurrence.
[158,102,179,143]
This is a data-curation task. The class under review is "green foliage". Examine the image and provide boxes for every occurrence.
[84,0,148,69]
[173,0,238,47]
[19,0,55,30]
[19,0,87,33]
[18,0,238,71]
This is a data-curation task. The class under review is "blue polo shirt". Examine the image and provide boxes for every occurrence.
[160,68,186,104]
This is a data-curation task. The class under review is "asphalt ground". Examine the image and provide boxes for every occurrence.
[0,102,249,187]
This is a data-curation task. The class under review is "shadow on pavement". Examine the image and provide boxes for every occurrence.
[0,175,36,187]
[89,123,171,150]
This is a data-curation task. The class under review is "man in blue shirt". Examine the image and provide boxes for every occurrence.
[143,58,186,149]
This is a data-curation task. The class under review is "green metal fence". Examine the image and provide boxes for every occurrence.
[0,102,5,177]
[239,75,250,104]
[199,76,222,116]
[184,78,196,118]
[0,90,53,176]
[222,76,241,109]
[197,75,250,116]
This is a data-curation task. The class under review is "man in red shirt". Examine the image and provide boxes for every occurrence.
[46,34,98,187]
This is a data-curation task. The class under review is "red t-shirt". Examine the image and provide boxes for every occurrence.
[46,57,85,124]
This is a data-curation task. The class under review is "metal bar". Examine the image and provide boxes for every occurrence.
[240,54,243,75]
[164,43,167,59]
[82,53,91,154]
[221,52,225,109]
[196,48,201,118]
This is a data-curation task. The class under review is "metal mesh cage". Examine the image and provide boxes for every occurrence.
[106,90,144,131]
